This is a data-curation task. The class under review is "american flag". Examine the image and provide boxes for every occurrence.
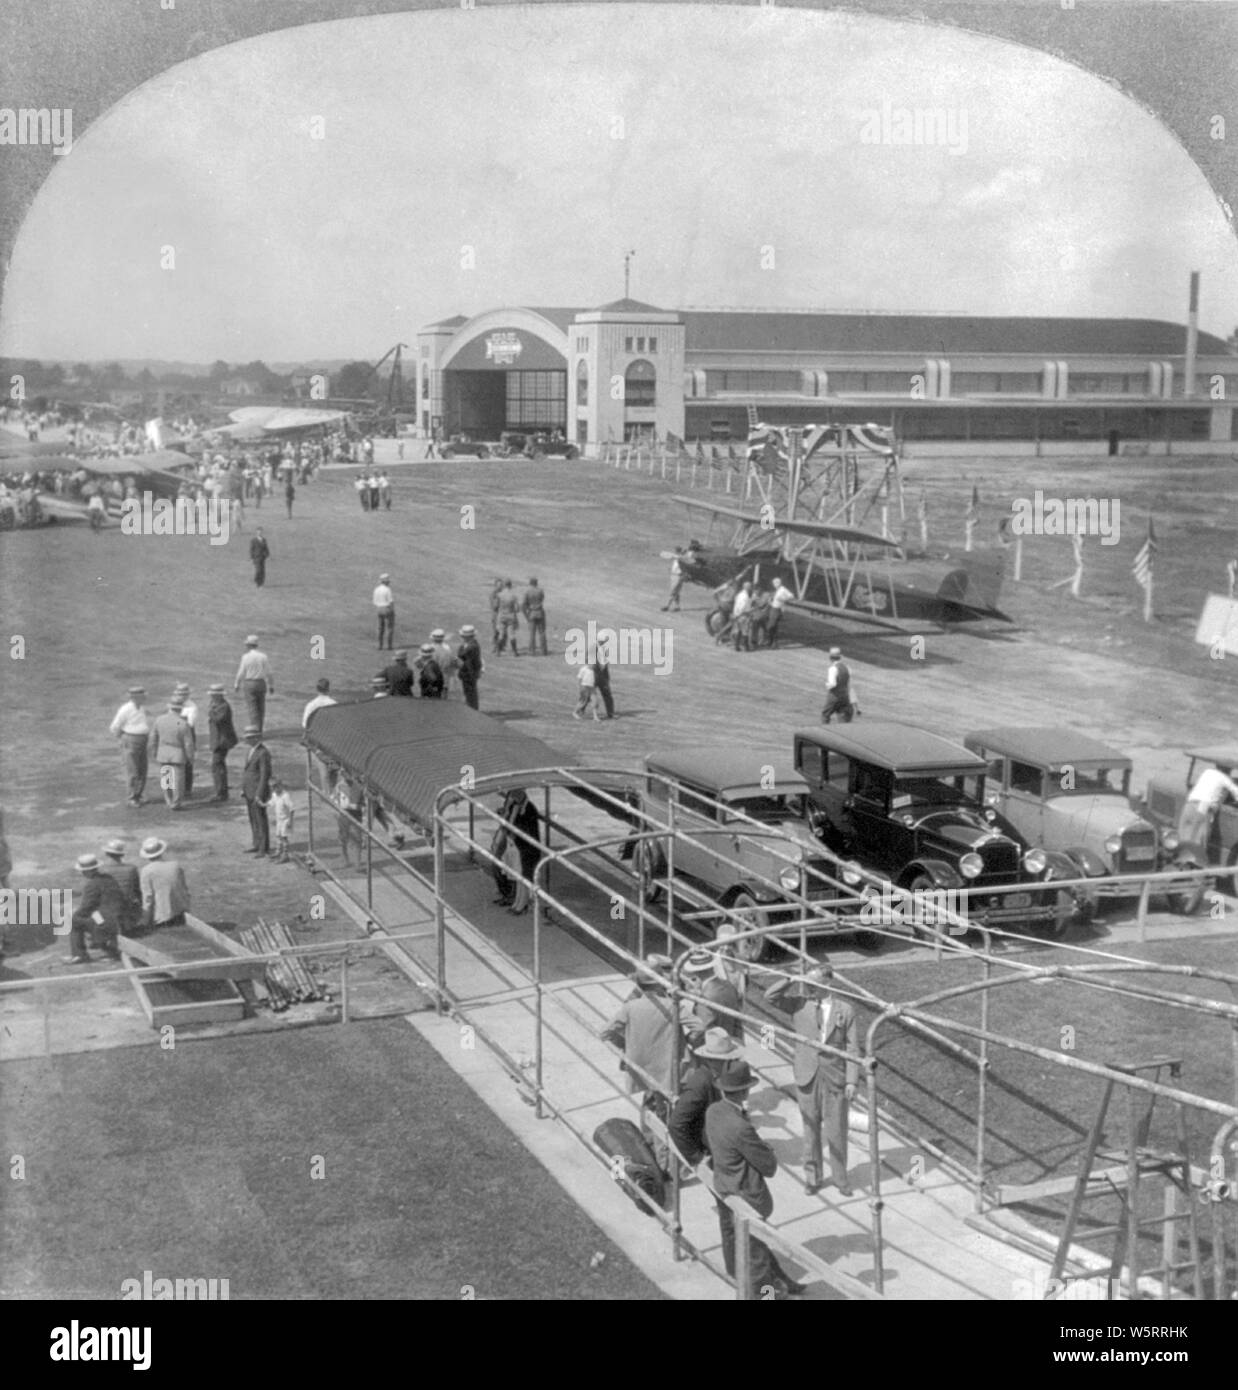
[963,485,980,525]
[917,490,928,523]
[1132,518,1157,589]
[1226,557,1236,599]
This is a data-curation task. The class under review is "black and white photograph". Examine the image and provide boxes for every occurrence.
[2,0,1237,1338]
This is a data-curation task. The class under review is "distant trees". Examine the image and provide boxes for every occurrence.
[334,360,376,400]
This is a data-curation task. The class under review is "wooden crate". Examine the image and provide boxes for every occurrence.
[118,913,266,983]
[123,953,246,1028]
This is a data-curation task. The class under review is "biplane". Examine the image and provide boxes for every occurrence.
[31,450,198,524]
[672,421,1010,632]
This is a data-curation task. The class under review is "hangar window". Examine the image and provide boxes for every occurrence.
[624,337,634,353]
[576,358,589,407]
[625,359,656,407]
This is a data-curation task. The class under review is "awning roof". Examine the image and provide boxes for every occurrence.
[304,699,576,830]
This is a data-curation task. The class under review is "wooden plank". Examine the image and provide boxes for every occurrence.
[117,925,266,982]
[185,912,259,961]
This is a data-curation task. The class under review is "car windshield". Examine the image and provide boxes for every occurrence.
[725,793,805,823]
[1052,765,1131,796]
[891,773,983,808]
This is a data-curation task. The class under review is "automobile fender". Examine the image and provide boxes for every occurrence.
[1059,846,1107,879]
[899,859,962,890]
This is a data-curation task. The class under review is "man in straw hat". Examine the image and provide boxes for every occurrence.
[456,625,482,710]
[138,837,191,931]
[669,1026,745,1170]
[173,683,199,797]
[681,946,743,1042]
[240,726,273,856]
[234,634,275,734]
[65,853,125,964]
[108,683,151,806]
[148,696,193,811]
[206,683,238,801]
[100,838,141,934]
[705,1062,806,1298]
[765,961,858,1196]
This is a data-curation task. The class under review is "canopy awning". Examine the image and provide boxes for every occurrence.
[304,699,577,831]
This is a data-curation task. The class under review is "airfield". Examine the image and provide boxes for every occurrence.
[1,434,1236,1299]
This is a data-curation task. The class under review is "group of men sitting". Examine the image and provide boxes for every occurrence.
[64,837,191,965]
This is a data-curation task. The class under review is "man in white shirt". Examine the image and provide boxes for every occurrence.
[372,573,395,651]
[1178,763,1238,858]
[302,678,337,728]
[234,634,275,734]
[767,578,792,647]
[109,684,151,806]
[730,580,754,652]
[174,682,199,797]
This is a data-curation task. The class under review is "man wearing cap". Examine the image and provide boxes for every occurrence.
[765,962,859,1196]
[234,635,274,734]
[822,647,855,724]
[148,698,193,811]
[109,684,152,807]
[521,578,548,656]
[705,1063,805,1298]
[382,650,415,698]
[682,947,744,1041]
[250,526,270,587]
[495,579,520,656]
[138,838,191,931]
[414,643,444,698]
[456,625,482,710]
[302,677,336,728]
[373,574,395,651]
[240,727,273,856]
[207,684,238,801]
[66,854,126,964]
[100,839,142,935]
[174,684,199,797]
[430,629,458,695]
[669,1027,745,1169]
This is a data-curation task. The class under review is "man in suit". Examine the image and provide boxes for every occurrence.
[250,528,270,587]
[521,577,547,655]
[765,962,859,1195]
[100,838,142,934]
[456,624,482,710]
[669,1026,745,1168]
[147,698,193,811]
[704,1063,804,1298]
[206,683,238,800]
[65,854,126,964]
[240,726,273,856]
[681,948,743,1040]
[382,650,415,697]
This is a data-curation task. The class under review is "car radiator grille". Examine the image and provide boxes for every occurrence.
[1117,828,1158,867]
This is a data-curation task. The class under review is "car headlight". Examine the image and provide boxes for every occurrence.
[841,860,863,887]
[1104,835,1122,855]
[1022,849,1047,875]
[959,852,983,879]
[1161,830,1179,852]
[779,864,800,892]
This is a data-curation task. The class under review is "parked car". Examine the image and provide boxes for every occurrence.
[638,749,873,961]
[963,727,1174,916]
[794,722,1077,938]
[440,435,491,459]
[1141,744,1238,914]
[498,430,579,460]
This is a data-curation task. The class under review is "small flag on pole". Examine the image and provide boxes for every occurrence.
[1226,557,1236,600]
[1132,517,1156,621]
[918,490,928,549]
[963,485,979,552]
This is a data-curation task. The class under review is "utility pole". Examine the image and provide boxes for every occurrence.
[623,249,636,300]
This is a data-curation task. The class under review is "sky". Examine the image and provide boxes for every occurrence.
[1,3,1236,362]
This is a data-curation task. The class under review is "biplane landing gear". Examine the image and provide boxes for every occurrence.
[705,609,727,638]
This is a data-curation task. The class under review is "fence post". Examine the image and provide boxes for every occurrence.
[340,951,350,1024]
[533,862,545,1121]
[1136,876,1151,943]
[734,1207,753,1300]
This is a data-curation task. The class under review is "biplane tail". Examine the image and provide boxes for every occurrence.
[937,551,1010,621]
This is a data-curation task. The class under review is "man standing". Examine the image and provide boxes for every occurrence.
[138,837,191,930]
[65,854,126,964]
[668,1027,745,1169]
[496,580,520,656]
[522,577,548,655]
[731,580,754,652]
[206,683,238,801]
[765,962,859,1196]
[249,527,270,587]
[749,587,771,648]
[109,684,151,807]
[301,677,336,728]
[489,578,505,653]
[430,628,457,696]
[100,838,142,935]
[456,624,482,710]
[767,578,792,648]
[498,788,544,916]
[148,698,193,811]
[382,649,415,697]
[414,643,444,698]
[705,1064,805,1298]
[592,642,615,720]
[682,949,743,1040]
[174,683,198,797]
[234,634,274,734]
[372,573,395,651]
[822,647,855,724]
[1177,761,1238,858]
[355,472,369,511]
[661,539,701,612]
[378,471,392,510]
[240,726,273,856]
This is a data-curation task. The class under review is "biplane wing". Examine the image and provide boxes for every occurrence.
[671,495,901,551]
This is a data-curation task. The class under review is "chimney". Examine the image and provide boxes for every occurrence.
[1183,271,1200,398]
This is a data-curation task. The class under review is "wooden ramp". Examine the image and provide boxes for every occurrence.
[120,913,262,1028]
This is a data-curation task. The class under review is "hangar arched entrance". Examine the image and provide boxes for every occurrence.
[439,311,571,439]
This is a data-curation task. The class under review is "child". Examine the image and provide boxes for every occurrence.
[269,778,295,862]
[573,661,600,721]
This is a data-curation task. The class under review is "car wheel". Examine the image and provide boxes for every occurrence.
[728,892,772,963]
[566,447,579,460]
[1041,876,1075,940]
[637,841,665,904]
[1166,863,1207,917]
[905,873,940,940]
[478,446,490,459]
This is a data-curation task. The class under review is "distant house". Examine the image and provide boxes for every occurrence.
[219,376,261,397]
[291,369,332,400]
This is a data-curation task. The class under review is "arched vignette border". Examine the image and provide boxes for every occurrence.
[0,0,1234,317]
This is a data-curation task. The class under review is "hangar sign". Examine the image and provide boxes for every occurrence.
[485,332,523,366]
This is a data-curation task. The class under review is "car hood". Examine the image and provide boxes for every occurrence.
[914,813,1021,853]
[1042,796,1153,840]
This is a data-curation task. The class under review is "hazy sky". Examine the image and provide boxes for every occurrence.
[2,4,1236,361]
